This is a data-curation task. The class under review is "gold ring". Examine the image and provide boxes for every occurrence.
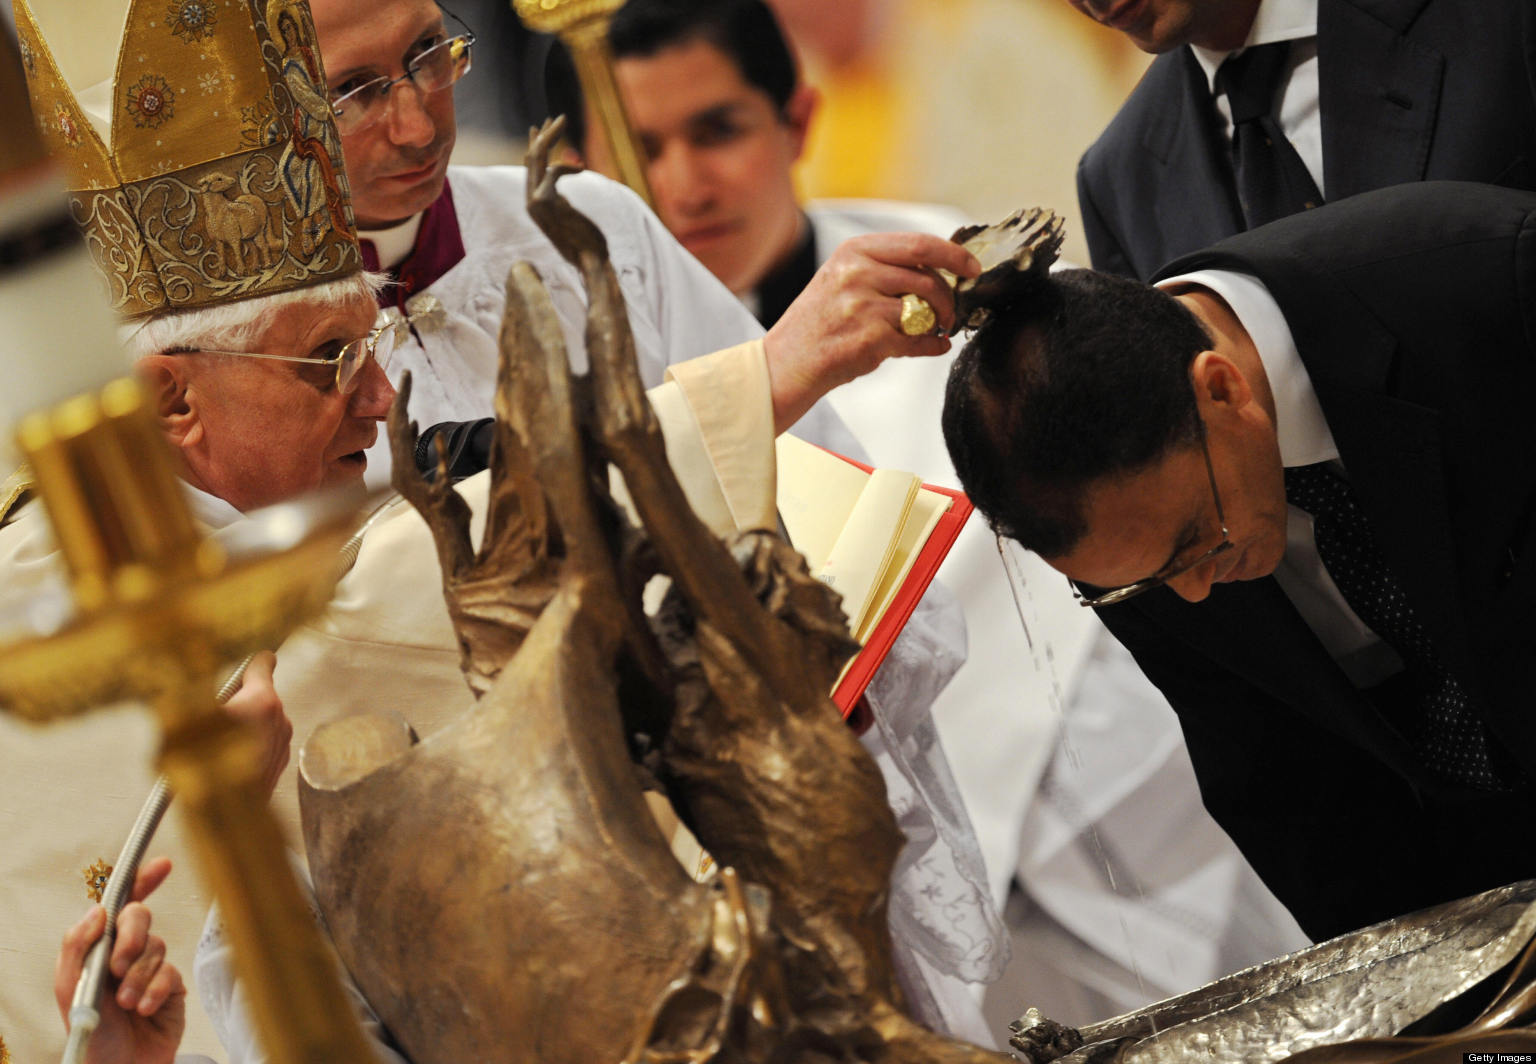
[898,293,937,336]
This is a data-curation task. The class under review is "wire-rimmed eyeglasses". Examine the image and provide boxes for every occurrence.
[193,318,408,395]
[328,9,475,136]
[1073,421,1234,608]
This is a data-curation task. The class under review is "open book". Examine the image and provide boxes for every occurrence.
[775,435,974,715]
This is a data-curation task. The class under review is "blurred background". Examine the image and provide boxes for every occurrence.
[443,0,1151,265]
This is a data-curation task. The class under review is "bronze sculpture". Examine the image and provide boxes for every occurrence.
[299,118,1009,1063]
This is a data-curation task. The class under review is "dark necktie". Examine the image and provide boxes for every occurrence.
[1215,42,1324,228]
[1283,463,1506,791]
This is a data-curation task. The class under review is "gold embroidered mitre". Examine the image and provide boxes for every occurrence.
[14,0,362,318]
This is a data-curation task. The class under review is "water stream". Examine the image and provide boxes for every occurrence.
[996,534,1156,1020]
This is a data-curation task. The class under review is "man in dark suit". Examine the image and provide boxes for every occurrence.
[943,181,1536,940]
[1072,0,1536,279]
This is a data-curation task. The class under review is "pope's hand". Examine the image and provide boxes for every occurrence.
[224,650,291,798]
[762,232,980,433]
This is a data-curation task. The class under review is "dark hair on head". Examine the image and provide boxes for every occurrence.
[941,269,1212,558]
[545,0,799,152]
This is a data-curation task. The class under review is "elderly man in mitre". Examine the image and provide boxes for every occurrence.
[0,0,1000,1057]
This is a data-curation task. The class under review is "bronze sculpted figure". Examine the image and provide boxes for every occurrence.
[298,118,1010,1063]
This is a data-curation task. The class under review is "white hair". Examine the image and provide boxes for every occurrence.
[121,271,387,358]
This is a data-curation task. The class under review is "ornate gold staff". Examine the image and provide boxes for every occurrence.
[0,50,375,1064]
[513,0,655,208]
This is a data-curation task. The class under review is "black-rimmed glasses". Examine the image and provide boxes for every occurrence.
[1073,421,1234,608]
[328,10,475,136]
[194,318,408,394]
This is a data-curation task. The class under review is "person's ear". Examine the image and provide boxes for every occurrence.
[783,83,818,161]
[136,355,204,451]
[1189,350,1253,414]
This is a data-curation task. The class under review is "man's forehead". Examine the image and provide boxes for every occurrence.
[252,294,377,352]
[1057,450,1205,579]
[308,0,443,67]
[621,39,761,103]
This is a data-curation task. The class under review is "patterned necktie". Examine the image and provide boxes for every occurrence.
[1283,463,1506,790]
[1215,42,1324,228]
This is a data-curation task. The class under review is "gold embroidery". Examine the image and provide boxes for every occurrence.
[54,105,79,146]
[123,74,176,130]
[83,858,113,903]
[14,0,361,319]
[168,0,218,42]
[0,1030,12,1064]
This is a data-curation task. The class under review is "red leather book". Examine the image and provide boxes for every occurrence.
[773,436,974,718]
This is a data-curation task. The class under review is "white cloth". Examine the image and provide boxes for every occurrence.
[362,166,862,488]
[194,857,410,1064]
[785,201,1033,1046]
[806,201,1071,904]
[1190,0,1324,197]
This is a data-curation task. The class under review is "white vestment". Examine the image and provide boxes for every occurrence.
[361,166,862,487]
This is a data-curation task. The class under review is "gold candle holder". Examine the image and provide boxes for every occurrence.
[0,379,377,1063]
[513,0,655,208]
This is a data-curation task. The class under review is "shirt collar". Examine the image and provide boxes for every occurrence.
[748,216,817,328]
[182,480,244,529]
[1156,268,1336,468]
[1190,0,1318,93]
[358,213,423,271]
[358,179,466,312]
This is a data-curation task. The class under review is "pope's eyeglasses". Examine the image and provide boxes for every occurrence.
[192,318,408,395]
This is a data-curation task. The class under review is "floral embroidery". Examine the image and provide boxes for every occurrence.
[125,74,175,128]
[198,70,224,95]
[83,858,112,903]
[17,36,34,75]
[56,107,81,147]
[168,0,217,42]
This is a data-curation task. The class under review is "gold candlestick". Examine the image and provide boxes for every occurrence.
[0,380,378,1063]
[513,0,655,208]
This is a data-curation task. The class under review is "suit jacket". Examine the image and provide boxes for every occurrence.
[1092,182,1536,941]
[1077,0,1536,280]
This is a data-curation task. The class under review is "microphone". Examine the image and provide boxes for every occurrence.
[414,418,496,482]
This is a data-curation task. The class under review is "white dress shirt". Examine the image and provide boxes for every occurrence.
[1190,0,1326,198]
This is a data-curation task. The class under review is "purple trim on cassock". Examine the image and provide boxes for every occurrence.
[359,180,467,312]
